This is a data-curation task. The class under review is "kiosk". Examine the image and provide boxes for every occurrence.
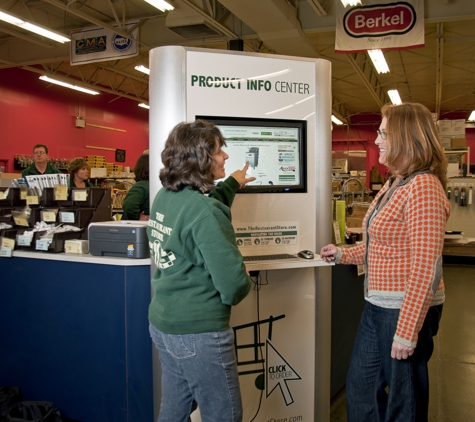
[149,46,333,421]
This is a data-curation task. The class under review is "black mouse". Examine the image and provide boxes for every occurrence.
[298,250,314,259]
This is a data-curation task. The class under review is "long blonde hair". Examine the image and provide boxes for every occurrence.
[382,102,448,189]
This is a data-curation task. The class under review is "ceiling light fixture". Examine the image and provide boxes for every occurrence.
[134,65,150,75]
[331,115,344,125]
[0,10,70,43]
[143,0,174,12]
[138,103,150,109]
[341,0,362,7]
[367,49,390,74]
[388,89,402,105]
[468,111,475,121]
[39,76,100,95]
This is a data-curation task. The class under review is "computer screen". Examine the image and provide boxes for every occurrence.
[196,115,307,193]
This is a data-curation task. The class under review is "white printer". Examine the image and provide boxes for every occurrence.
[88,221,150,259]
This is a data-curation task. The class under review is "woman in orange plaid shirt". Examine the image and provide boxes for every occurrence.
[321,103,450,422]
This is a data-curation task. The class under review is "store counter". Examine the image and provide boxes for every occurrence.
[0,252,153,422]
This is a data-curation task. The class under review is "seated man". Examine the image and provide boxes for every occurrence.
[21,144,61,177]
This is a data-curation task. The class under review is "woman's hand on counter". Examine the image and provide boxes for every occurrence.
[320,244,338,262]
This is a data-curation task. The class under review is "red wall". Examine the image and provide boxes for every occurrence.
[0,68,149,174]
[332,114,475,185]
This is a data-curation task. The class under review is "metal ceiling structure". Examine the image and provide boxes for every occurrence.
[2,0,475,123]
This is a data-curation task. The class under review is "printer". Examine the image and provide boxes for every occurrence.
[88,221,150,259]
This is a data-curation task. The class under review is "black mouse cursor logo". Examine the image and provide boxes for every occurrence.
[266,339,301,405]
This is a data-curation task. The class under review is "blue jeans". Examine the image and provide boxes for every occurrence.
[346,302,443,422]
[149,323,243,422]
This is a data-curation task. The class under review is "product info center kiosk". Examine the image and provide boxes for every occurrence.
[148,46,333,422]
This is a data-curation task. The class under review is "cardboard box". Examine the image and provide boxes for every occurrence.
[447,163,459,178]
[90,168,108,178]
[440,136,452,149]
[347,217,363,228]
[451,137,467,148]
[452,120,466,136]
[437,120,452,135]
[351,203,371,218]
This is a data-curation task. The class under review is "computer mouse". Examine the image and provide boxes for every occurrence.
[298,250,314,259]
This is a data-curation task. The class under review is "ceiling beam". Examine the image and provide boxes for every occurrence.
[306,0,327,16]
[346,52,389,108]
[22,65,148,103]
[180,0,238,39]
[332,95,350,125]
[0,22,56,48]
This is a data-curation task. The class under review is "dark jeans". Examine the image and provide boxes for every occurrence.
[346,302,443,422]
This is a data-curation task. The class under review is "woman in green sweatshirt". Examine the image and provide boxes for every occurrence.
[147,120,255,422]
[122,154,149,220]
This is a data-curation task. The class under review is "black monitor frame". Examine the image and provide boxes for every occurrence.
[196,115,308,194]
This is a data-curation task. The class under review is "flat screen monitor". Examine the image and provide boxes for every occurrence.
[196,115,307,193]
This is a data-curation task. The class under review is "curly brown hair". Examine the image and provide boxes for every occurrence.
[160,120,226,192]
[68,157,89,178]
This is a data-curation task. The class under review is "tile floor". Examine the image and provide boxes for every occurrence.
[330,264,475,422]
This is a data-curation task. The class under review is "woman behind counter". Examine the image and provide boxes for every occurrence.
[68,157,95,188]
[122,154,149,221]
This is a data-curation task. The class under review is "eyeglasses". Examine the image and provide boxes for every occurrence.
[34,151,46,155]
[376,130,387,140]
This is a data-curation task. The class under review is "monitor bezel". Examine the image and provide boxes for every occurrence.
[196,115,308,194]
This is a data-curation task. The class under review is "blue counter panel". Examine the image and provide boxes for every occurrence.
[0,257,153,422]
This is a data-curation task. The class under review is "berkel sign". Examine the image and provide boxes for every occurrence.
[335,0,424,53]
[344,2,416,38]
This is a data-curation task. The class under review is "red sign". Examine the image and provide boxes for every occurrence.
[344,2,416,38]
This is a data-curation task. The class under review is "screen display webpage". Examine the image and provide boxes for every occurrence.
[216,124,301,188]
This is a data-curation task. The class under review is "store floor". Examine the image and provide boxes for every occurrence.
[330,264,475,422]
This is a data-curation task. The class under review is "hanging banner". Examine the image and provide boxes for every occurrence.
[70,22,139,65]
[335,0,424,53]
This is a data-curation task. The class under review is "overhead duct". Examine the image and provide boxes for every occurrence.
[218,0,319,58]
[165,1,221,38]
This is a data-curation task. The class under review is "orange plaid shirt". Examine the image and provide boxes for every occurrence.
[339,172,450,347]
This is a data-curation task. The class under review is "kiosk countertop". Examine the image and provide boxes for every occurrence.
[11,250,151,266]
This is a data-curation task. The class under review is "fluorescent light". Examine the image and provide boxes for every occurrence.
[332,115,344,125]
[368,49,390,74]
[134,65,150,75]
[138,103,150,109]
[341,0,362,6]
[468,111,475,121]
[0,11,70,43]
[39,76,100,95]
[143,0,174,11]
[388,89,402,105]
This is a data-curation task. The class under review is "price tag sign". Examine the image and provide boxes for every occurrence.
[2,237,15,249]
[54,185,68,201]
[73,190,88,201]
[0,191,4,200]
[65,242,80,254]
[36,238,51,251]
[17,235,33,246]
[357,264,366,276]
[42,211,57,223]
[333,221,342,245]
[20,189,27,200]
[26,195,39,205]
[60,212,75,223]
[13,217,29,227]
[0,246,12,257]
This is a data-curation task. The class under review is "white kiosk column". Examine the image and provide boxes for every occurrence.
[149,46,333,422]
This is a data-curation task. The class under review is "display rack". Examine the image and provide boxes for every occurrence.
[0,187,111,252]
